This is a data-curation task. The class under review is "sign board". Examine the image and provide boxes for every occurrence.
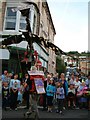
[34,78,45,94]
[28,70,44,76]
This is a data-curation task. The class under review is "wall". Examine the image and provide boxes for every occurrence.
[38,0,56,74]
[1,0,56,74]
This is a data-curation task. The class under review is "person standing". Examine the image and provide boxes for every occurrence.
[56,82,65,114]
[1,70,8,81]
[53,73,59,83]
[85,74,90,110]
[69,73,75,86]
[9,74,20,110]
[23,73,32,109]
[2,82,9,110]
[42,74,51,111]
[17,80,24,104]
[1,70,9,86]
[85,74,90,88]
[46,78,55,112]
[59,73,68,109]
[68,84,76,109]
[74,75,81,108]
[77,81,88,109]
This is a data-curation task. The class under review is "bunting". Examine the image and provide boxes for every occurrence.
[0,33,68,56]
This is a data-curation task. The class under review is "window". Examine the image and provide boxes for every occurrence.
[33,14,36,33]
[5,7,16,30]
[19,15,26,30]
[19,10,31,30]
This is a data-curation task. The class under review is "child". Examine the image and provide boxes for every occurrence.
[46,78,55,112]
[17,80,24,104]
[68,84,76,109]
[56,82,65,114]
[9,74,20,110]
[2,81,9,110]
[77,81,88,109]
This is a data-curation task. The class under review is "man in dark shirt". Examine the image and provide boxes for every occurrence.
[2,82,9,110]
[24,73,32,109]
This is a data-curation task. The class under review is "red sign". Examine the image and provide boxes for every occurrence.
[34,50,38,60]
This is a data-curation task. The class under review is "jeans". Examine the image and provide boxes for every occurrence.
[10,89,18,109]
[17,92,23,103]
[57,99,64,112]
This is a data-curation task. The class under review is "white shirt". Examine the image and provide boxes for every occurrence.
[69,78,75,85]
[74,80,81,88]
[10,79,20,90]
[68,88,75,94]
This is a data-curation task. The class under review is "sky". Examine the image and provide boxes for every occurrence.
[47,0,89,53]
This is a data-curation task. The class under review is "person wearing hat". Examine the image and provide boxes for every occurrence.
[46,78,56,112]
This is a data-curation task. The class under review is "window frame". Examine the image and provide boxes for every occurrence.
[3,3,38,34]
[3,3,20,32]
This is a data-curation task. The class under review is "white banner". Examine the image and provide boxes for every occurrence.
[28,70,44,76]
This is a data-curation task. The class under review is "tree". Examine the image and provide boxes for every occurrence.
[56,56,66,75]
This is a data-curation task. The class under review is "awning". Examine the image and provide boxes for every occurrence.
[0,34,68,56]
[8,41,28,49]
[0,49,10,60]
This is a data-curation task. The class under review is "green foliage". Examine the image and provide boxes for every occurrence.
[56,56,66,75]
[68,51,79,54]
[81,51,90,57]
[67,51,80,56]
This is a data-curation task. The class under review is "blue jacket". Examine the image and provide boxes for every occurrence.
[46,84,56,97]
[56,87,65,99]
[59,79,68,96]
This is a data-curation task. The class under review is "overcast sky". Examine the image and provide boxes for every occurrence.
[47,0,89,53]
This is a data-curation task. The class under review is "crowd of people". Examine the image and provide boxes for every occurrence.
[1,69,90,115]
[41,72,90,114]
[1,70,31,110]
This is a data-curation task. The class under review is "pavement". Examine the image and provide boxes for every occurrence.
[1,106,89,120]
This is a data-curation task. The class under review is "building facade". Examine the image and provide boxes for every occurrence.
[38,0,56,74]
[79,56,90,75]
[0,0,56,74]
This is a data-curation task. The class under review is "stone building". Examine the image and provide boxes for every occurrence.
[0,0,56,74]
[38,0,56,74]
[79,56,90,75]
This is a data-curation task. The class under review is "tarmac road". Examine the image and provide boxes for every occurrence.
[1,107,89,119]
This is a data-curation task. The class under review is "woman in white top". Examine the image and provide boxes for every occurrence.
[74,75,81,108]
[69,73,75,86]
[74,75,81,90]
